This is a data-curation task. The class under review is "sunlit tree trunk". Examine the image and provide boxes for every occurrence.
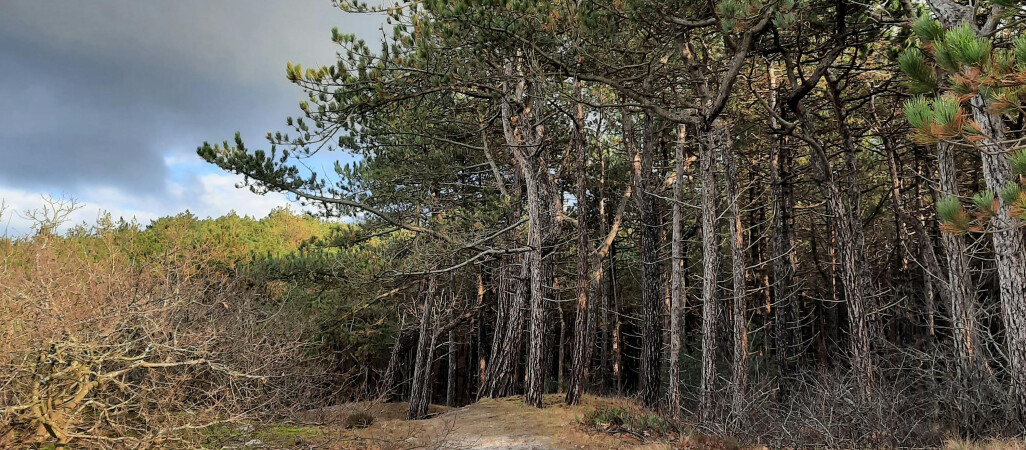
[501,59,552,408]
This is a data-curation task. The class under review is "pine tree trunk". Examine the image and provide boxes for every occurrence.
[598,139,612,395]
[968,95,1026,415]
[447,330,457,407]
[477,273,487,391]
[523,163,547,407]
[699,121,724,424]
[803,109,874,403]
[668,124,687,417]
[408,276,438,420]
[722,125,748,427]
[631,111,663,408]
[925,5,1026,413]
[768,64,801,402]
[500,60,551,408]
[937,141,983,379]
[770,132,800,402]
[567,82,592,405]
[611,241,623,394]
[480,253,527,398]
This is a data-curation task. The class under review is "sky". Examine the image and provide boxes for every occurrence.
[0,1,383,235]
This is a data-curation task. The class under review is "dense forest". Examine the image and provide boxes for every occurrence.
[7,0,1026,447]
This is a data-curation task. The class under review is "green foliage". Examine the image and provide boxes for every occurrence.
[999,181,1023,205]
[973,189,998,217]
[717,0,743,31]
[903,96,933,130]
[1014,35,1026,69]
[911,14,944,43]
[932,94,961,129]
[899,48,937,93]
[933,44,960,73]
[1011,149,1026,176]
[943,23,991,67]
[937,196,970,232]
[936,196,961,223]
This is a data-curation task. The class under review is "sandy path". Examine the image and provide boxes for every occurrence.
[335,394,671,449]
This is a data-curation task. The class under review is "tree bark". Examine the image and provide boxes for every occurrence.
[611,241,623,394]
[922,3,1026,412]
[770,133,800,402]
[699,120,724,424]
[800,102,874,403]
[937,141,984,379]
[722,124,748,427]
[967,95,1026,415]
[408,276,438,420]
[500,58,552,408]
[447,329,457,407]
[668,124,687,417]
[768,65,801,402]
[479,253,527,398]
[630,110,663,408]
[567,81,592,405]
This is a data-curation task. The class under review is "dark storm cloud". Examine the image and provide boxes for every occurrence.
[0,0,383,195]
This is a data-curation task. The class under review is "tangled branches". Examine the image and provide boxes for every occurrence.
[0,218,334,448]
[1,338,262,447]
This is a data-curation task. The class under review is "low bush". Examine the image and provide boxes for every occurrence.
[344,411,375,429]
[580,403,671,439]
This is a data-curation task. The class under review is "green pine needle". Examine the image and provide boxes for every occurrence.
[903,96,933,130]
[912,15,944,43]
[936,196,962,223]
[898,48,938,93]
[937,196,970,232]
[1015,35,1026,69]
[973,190,996,212]
[943,23,990,67]
[932,94,960,127]
[1010,149,1026,176]
[1000,181,1023,205]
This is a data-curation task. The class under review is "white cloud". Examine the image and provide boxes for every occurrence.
[170,172,295,219]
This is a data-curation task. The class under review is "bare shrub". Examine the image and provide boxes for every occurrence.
[0,220,333,448]
[714,351,1022,448]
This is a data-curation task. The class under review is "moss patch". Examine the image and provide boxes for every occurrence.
[253,425,323,446]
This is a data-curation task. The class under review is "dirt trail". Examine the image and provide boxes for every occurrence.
[324,394,671,449]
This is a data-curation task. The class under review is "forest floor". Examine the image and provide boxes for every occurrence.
[212,394,702,449]
[204,395,1026,449]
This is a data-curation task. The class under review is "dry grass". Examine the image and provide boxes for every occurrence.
[943,438,1026,450]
